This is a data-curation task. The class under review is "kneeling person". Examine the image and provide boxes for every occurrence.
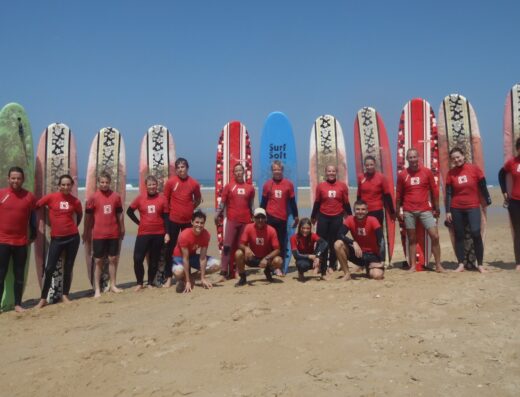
[172,210,220,293]
[235,208,283,286]
[334,200,385,281]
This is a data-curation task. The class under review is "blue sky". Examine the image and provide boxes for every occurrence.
[1,0,518,184]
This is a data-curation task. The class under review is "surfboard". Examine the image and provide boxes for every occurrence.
[438,94,487,269]
[138,125,175,286]
[396,98,440,271]
[214,121,253,278]
[353,107,395,265]
[259,112,297,274]
[0,103,34,311]
[35,123,78,303]
[309,115,348,203]
[84,127,126,290]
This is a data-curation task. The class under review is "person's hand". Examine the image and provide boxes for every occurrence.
[353,242,363,258]
[164,233,170,244]
[308,254,316,261]
[183,281,193,293]
[311,217,317,225]
[432,208,440,219]
[292,217,299,228]
[201,278,213,289]
[445,212,452,224]
[312,257,320,270]
[259,257,269,268]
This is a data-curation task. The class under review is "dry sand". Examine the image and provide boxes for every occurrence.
[0,187,519,396]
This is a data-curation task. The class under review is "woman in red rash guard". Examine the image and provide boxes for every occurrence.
[357,155,396,225]
[215,163,254,280]
[310,165,352,275]
[499,137,520,271]
[445,147,491,273]
[127,175,170,290]
[290,218,327,282]
[35,174,83,308]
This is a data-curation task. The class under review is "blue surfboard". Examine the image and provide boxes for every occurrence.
[258,112,298,274]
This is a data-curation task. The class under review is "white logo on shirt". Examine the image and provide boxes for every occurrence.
[458,175,468,184]
[59,201,69,210]
[256,238,264,246]
[328,190,337,198]
[357,227,367,236]
[103,204,112,214]
[516,164,520,172]
[147,205,156,214]
[411,177,420,186]
[274,189,282,198]
[237,188,245,195]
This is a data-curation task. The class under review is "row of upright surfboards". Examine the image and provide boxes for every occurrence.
[0,84,519,309]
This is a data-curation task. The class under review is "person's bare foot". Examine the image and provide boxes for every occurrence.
[134,285,144,292]
[350,265,362,273]
[274,269,283,277]
[342,273,352,281]
[94,289,102,298]
[477,266,488,273]
[110,286,123,293]
[35,299,47,309]
[61,295,72,304]
[326,267,334,276]
[435,265,446,273]
[216,275,227,283]
[407,266,416,272]
[147,284,156,289]
[516,264,520,271]
[312,266,319,276]
[14,305,25,313]
[454,264,465,272]
[163,278,172,288]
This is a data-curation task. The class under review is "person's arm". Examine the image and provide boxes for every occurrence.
[395,175,403,222]
[75,203,83,227]
[498,167,508,196]
[29,210,37,242]
[260,195,268,210]
[478,177,492,206]
[343,202,353,216]
[215,202,225,224]
[289,196,299,227]
[116,207,125,239]
[199,246,212,289]
[126,207,140,225]
[383,193,396,217]
[445,184,452,213]
[262,248,281,267]
[429,172,440,217]
[181,246,192,293]
[162,213,170,243]
[310,201,320,223]
[375,227,385,262]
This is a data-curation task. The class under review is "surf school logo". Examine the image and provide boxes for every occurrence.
[411,177,420,186]
[328,190,337,198]
[274,189,282,198]
[269,144,287,160]
[103,205,112,214]
[237,188,245,195]
[458,175,468,184]
[147,205,156,214]
[357,227,367,236]
[59,201,69,210]
[256,238,265,246]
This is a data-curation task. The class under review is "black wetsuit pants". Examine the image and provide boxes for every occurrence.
[0,244,27,306]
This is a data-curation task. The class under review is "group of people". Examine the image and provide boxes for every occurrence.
[1,137,520,311]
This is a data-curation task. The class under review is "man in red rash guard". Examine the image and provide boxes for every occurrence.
[0,167,36,312]
[396,148,444,272]
[234,208,283,286]
[83,172,125,297]
[215,163,254,280]
[163,158,202,288]
[172,210,220,293]
[334,200,385,281]
[260,160,299,275]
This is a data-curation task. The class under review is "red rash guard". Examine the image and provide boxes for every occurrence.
[504,156,520,200]
[130,193,169,235]
[240,223,280,258]
[290,232,320,255]
[357,172,390,212]
[0,188,36,245]
[344,215,381,254]
[262,178,295,220]
[314,180,349,216]
[446,163,485,209]
[36,192,82,237]
[173,228,210,257]
[396,166,438,212]
[164,175,201,223]
[85,190,123,239]
[222,182,255,223]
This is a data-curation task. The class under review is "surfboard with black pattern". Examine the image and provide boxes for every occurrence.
[84,127,126,291]
[215,121,253,278]
[396,99,439,271]
[438,94,487,269]
[139,125,175,286]
[0,103,34,311]
[354,107,395,265]
[35,123,78,303]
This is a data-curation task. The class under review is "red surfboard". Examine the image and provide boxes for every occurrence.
[396,99,440,271]
[354,107,395,264]
[214,121,252,278]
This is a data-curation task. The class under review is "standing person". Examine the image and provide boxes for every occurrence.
[445,148,491,273]
[357,155,396,226]
[234,208,283,286]
[215,163,255,280]
[172,210,220,293]
[499,136,520,271]
[0,167,36,313]
[396,148,445,272]
[290,218,327,282]
[83,172,125,298]
[260,160,299,275]
[127,175,170,290]
[310,164,352,274]
[163,158,202,288]
[35,174,82,308]
[334,200,385,281]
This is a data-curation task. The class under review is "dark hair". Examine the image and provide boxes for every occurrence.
[59,174,74,186]
[297,217,312,236]
[145,175,158,184]
[192,209,206,222]
[271,160,284,170]
[97,171,112,182]
[516,137,520,150]
[354,199,368,208]
[233,162,244,172]
[449,147,465,157]
[8,166,24,178]
[175,157,189,169]
[364,155,376,164]
[406,148,418,157]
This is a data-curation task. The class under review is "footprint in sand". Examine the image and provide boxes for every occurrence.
[231,303,271,322]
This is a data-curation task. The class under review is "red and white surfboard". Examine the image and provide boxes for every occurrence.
[214,121,252,277]
[396,99,439,270]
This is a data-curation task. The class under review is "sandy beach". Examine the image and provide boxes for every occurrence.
[0,187,519,396]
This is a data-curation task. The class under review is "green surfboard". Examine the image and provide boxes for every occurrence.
[0,103,34,311]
